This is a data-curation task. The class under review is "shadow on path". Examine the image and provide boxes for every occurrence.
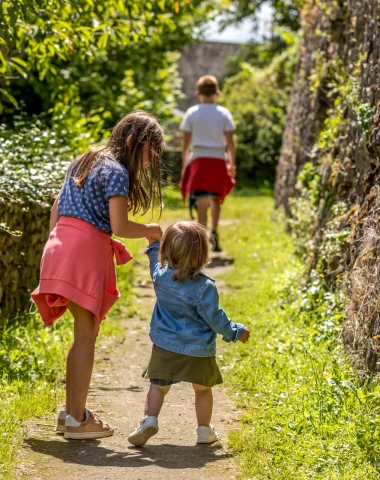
[208,255,234,269]
[24,438,231,470]
[19,242,238,479]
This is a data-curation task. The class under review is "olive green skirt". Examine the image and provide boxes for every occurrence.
[143,344,223,388]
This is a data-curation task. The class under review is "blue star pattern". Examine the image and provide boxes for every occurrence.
[58,155,129,233]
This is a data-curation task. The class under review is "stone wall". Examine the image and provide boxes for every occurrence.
[177,41,242,110]
[0,202,50,324]
[275,1,380,373]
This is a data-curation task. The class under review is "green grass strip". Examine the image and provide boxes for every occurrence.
[219,195,380,479]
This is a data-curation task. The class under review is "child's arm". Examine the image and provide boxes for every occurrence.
[49,193,60,233]
[225,131,236,179]
[144,240,161,279]
[182,131,192,172]
[197,281,249,343]
[109,196,162,240]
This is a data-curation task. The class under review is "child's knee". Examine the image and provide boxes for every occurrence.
[192,383,211,392]
[74,321,97,341]
[160,385,171,395]
[197,197,209,208]
[150,384,171,395]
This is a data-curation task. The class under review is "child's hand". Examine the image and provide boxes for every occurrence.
[146,236,157,245]
[227,164,236,179]
[239,328,250,343]
[147,224,163,242]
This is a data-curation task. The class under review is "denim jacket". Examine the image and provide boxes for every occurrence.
[145,241,245,357]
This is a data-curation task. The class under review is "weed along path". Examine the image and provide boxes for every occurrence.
[18,247,239,480]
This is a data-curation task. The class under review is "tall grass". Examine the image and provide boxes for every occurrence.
[218,196,380,479]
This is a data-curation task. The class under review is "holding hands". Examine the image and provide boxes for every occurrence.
[146,224,163,244]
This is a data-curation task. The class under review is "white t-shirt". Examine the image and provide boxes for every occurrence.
[180,104,236,161]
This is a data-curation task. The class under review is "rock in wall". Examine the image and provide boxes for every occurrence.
[275,0,380,374]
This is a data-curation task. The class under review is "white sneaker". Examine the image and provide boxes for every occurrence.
[196,425,218,444]
[56,409,68,433]
[128,416,158,447]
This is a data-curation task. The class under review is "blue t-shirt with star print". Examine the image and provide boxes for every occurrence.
[58,155,129,233]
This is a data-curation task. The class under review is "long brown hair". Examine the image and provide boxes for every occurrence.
[160,222,212,281]
[70,111,164,215]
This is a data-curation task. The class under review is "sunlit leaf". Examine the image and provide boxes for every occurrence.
[0,88,18,108]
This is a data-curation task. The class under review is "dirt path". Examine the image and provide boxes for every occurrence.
[17,253,239,480]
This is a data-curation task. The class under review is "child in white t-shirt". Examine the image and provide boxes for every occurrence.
[180,75,236,252]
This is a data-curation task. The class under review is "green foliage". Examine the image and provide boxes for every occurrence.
[222,31,299,181]
[356,103,372,138]
[0,0,218,218]
[0,315,72,384]
[309,53,371,153]
[288,52,371,285]
[0,104,105,211]
[289,162,321,257]
[223,0,300,32]
[308,54,352,153]
[0,0,216,115]
[0,382,59,480]
[216,195,380,479]
[0,312,72,478]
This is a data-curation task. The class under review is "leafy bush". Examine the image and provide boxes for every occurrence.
[0,104,105,213]
[1,0,217,125]
[222,31,299,182]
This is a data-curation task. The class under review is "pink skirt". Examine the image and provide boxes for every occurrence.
[31,216,132,330]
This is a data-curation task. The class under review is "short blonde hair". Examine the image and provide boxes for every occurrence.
[160,222,212,281]
[197,75,219,97]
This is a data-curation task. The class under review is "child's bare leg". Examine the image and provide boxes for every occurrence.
[193,384,213,426]
[145,384,171,417]
[210,198,221,232]
[66,302,97,422]
[65,355,71,415]
[197,197,209,227]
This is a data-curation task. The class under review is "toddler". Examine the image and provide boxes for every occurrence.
[128,222,250,446]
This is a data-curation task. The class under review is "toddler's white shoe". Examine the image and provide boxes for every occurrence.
[128,416,158,447]
[196,425,219,444]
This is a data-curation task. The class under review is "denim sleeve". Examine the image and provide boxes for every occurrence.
[197,280,245,342]
[144,241,161,279]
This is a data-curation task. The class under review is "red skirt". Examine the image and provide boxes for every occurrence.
[180,157,235,203]
[31,217,132,331]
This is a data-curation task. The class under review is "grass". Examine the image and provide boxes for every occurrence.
[2,188,380,479]
[217,195,380,479]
